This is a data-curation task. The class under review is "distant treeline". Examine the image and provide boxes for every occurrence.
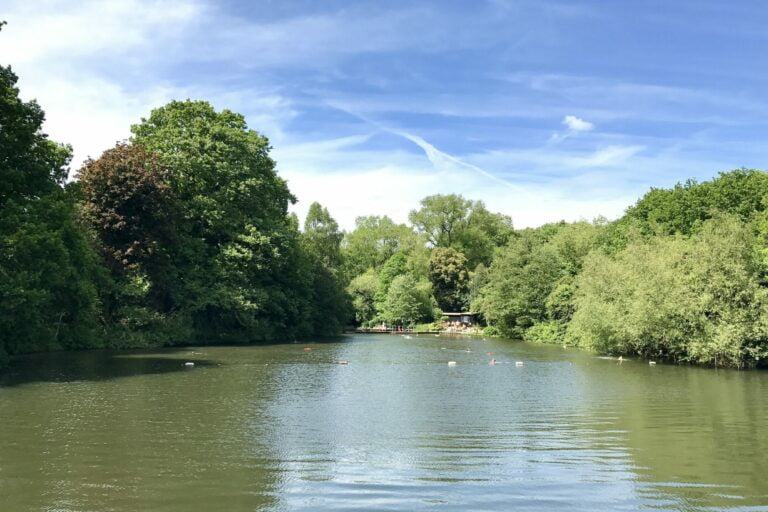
[3,31,768,368]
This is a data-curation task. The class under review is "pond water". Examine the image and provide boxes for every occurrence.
[1,334,767,511]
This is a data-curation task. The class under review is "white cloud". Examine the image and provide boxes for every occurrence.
[282,157,633,231]
[0,0,202,65]
[277,131,638,231]
[562,115,594,132]
[549,114,595,143]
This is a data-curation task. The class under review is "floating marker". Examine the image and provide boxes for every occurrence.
[515,361,524,367]
[184,362,195,367]
[447,361,457,367]
[338,360,349,365]
[304,347,312,351]
[649,361,657,366]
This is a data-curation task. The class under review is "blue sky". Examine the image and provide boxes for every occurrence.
[2,0,768,228]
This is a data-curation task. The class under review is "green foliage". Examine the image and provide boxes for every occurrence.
[408,193,512,268]
[0,56,103,357]
[546,276,577,321]
[524,320,567,344]
[429,247,470,312]
[374,251,409,308]
[3,29,768,371]
[0,59,71,208]
[601,169,768,252]
[347,270,378,326]
[567,215,768,367]
[474,232,565,337]
[128,100,316,342]
[304,202,344,269]
[301,202,350,336]
[343,215,422,277]
[409,194,472,247]
[380,274,435,326]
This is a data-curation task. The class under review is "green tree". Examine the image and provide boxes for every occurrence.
[302,203,349,335]
[374,251,409,309]
[429,247,470,312]
[567,214,768,367]
[347,269,378,326]
[0,37,103,360]
[409,194,513,268]
[380,274,435,326]
[474,232,564,337]
[0,34,71,207]
[342,215,421,276]
[409,194,472,247]
[130,100,305,342]
[304,202,344,270]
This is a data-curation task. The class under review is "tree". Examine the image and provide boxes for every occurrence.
[429,247,470,312]
[77,143,178,311]
[342,215,421,277]
[303,202,343,270]
[130,100,307,341]
[380,274,435,326]
[374,251,409,309]
[409,194,472,247]
[0,31,71,207]
[347,270,378,326]
[456,203,514,267]
[0,37,103,360]
[474,232,564,337]
[409,194,513,268]
[567,214,768,367]
[301,203,349,335]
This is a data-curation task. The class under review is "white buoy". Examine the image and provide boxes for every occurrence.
[184,362,195,367]
[447,361,457,366]
[515,361,524,367]
[338,360,349,365]
[649,361,657,366]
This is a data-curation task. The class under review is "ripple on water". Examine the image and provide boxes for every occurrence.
[2,335,768,511]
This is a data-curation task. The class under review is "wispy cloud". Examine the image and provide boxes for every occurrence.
[2,0,766,231]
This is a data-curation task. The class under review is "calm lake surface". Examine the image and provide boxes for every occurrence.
[1,334,767,511]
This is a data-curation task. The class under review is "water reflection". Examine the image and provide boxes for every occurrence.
[0,348,216,387]
[1,336,768,511]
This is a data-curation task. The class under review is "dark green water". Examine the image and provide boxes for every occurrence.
[1,334,767,511]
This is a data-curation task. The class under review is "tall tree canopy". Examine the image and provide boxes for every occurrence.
[301,202,350,336]
[343,215,421,277]
[409,194,513,268]
[128,100,314,342]
[0,35,103,360]
[303,202,343,270]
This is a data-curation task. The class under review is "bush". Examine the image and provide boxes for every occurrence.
[524,320,567,344]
